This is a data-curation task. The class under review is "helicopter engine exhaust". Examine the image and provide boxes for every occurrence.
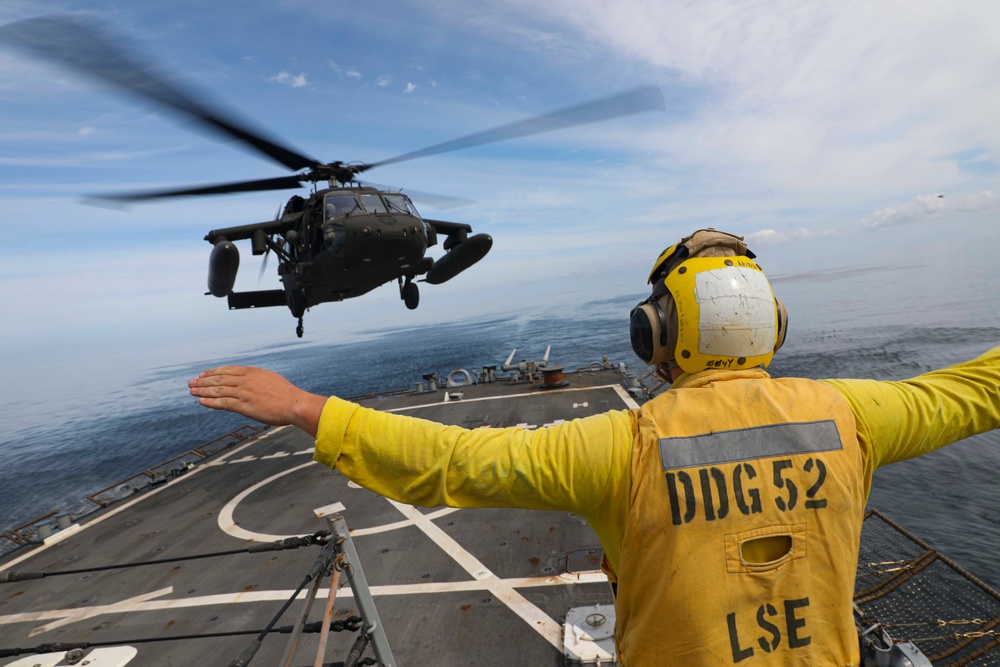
[208,238,240,297]
[425,233,493,285]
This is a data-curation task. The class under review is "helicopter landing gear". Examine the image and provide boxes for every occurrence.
[288,289,307,318]
[399,277,419,310]
[287,288,307,338]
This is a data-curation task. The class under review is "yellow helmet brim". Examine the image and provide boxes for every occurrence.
[647,243,680,284]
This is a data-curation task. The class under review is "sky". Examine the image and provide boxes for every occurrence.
[1,0,1000,407]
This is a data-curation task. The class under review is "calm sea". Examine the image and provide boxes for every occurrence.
[2,246,999,587]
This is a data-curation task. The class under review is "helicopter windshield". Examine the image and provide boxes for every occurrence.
[359,194,389,215]
[383,194,421,217]
[325,194,362,220]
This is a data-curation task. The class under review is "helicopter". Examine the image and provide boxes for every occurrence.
[0,16,666,337]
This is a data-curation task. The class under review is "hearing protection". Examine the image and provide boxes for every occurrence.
[629,230,787,374]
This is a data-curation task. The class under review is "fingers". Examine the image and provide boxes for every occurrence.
[187,365,300,427]
[195,365,250,380]
[188,366,253,390]
[190,380,247,416]
[196,395,235,411]
[190,383,235,398]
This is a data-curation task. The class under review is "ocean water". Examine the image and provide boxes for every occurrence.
[2,247,999,588]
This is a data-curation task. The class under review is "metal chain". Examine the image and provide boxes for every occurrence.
[857,560,916,576]
[885,618,986,628]
[903,629,1000,643]
[880,618,1000,643]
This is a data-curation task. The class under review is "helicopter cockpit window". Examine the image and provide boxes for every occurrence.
[323,195,358,257]
[325,194,362,220]
[384,194,421,217]
[359,194,389,215]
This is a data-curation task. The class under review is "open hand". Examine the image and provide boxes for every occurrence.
[188,366,326,437]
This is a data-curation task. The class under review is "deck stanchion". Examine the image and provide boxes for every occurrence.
[329,514,396,667]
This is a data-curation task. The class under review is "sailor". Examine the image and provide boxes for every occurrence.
[189,228,1000,666]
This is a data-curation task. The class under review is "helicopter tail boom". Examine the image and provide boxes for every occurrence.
[227,290,288,310]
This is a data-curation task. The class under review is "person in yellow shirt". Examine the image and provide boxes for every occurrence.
[189,229,1000,666]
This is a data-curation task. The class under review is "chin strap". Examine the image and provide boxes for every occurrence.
[655,361,678,384]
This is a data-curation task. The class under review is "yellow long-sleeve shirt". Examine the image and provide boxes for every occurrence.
[313,345,1000,575]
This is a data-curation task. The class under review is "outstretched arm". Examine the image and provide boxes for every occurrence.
[823,344,1000,472]
[188,366,327,437]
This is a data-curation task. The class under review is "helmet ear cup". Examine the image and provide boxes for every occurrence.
[629,296,674,365]
[774,299,789,352]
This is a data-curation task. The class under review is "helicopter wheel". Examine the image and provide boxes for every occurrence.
[402,281,419,310]
[296,317,304,338]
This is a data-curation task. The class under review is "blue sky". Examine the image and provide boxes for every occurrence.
[1,0,1000,407]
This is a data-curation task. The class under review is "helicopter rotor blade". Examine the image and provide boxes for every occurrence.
[92,175,308,202]
[0,15,319,172]
[357,180,475,210]
[362,86,666,172]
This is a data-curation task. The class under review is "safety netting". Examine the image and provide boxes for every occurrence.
[855,509,1000,666]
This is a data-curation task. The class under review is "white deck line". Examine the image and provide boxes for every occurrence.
[385,382,630,413]
[0,571,608,631]
[387,499,565,649]
[612,384,642,410]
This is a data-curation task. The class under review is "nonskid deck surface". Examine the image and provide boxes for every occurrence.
[0,368,636,666]
[6,365,1000,667]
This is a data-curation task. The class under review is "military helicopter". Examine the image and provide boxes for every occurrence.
[0,16,665,337]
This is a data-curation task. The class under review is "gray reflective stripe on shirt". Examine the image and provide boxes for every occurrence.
[659,420,843,470]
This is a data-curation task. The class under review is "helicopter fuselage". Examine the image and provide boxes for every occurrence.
[203,185,491,333]
[286,192,432,304]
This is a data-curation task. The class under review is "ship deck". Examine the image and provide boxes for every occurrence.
[3,360,1000,666]
[0,364,636,666]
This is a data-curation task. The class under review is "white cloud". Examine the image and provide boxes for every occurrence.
[268,71,308,88]
[78,126,95,137]
[958,189,1000,212]
[746,227,815,245]
[329,61,362,80]
[404,82,417,94]
[863,193,948,229]
[434,1,1000,198]
[375,74,393,87]
[863,190,1000,229]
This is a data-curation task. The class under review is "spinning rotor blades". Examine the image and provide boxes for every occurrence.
[0,15,666,203]
[363,85,667,172]
[100,175,310,202]
[0,15,319,173]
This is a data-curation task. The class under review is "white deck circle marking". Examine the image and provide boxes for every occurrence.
[216,462,459,541]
